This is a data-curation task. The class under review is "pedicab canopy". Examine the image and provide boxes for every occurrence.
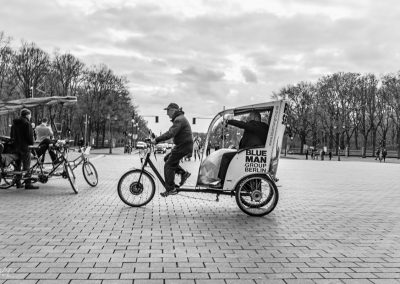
[197,100,288,188]
[0,96,77,116]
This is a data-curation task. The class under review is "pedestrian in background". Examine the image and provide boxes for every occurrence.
[375,148,380,160]
[193,136,201,161]
[382,148,387,162]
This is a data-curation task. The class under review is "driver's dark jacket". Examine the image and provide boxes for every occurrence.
[155,110,193,153]
[10,116,34,154]
[227,119,268,149]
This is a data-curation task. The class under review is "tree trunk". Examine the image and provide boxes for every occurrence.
[95,121,100,148]
[335,132,339,155]
[346,135,351,156]
[371,127,376,157]
[362,134,368,158]
[328,129,333,151]
[300,134,306,155]
[397,129,400,159]
[355,128,359,150]
[102,121,106,148]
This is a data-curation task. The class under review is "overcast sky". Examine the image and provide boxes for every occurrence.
[1,0,400,134]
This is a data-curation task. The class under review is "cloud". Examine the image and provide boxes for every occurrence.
[241,67,258,83]
[178,66,225,82]
[2,0,400,134]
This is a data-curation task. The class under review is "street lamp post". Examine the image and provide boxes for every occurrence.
[131,119,135,147]
[334,125,345,161]
[333,125,340,161]
[108,114,118,154]
[131,120,138,148]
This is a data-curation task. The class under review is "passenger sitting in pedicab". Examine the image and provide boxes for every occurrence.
[218,110,269,186]
[198,110,268,188]
[34,117,59,164]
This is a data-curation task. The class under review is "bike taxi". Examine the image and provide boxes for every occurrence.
[118,99,288,216]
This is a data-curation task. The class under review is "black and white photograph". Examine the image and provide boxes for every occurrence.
[1,0,399,283]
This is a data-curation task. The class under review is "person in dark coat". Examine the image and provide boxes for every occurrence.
[151,103,193,197]
[217,110,269,187]
[206,142,211,156]
[226,111,269,149]
[382,148,387,162]
[10,108,39,190]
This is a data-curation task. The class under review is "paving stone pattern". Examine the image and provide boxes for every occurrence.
[1,152,399,283]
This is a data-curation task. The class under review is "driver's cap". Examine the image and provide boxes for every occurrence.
[164,102,179,110]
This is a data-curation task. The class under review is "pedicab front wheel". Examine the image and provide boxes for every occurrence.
[235,174,279,217]
[117,169,155,207]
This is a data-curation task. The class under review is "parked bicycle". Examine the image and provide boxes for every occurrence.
[0,139,78,193]
[68,146,98,187]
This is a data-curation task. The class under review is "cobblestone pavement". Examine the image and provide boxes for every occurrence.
[1,150,400,284]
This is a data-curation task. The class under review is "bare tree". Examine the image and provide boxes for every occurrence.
[381,73,400,158]
[0,32,18,99]
[52,52,85,96]
[354,74,379,157]
[13,41,50,98]
[278,82,316,154]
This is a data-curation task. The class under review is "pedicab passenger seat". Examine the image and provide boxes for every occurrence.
[197,148,236,186]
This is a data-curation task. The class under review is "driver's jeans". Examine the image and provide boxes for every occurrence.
[15,151,32,185]
[163,150,190,190]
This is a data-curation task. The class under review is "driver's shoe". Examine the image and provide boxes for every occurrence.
[179,171,191,186]
[25,184,39,190]
[160,187,178,197]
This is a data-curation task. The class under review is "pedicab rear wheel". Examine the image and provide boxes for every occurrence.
[118,169,155,207]
[235,174,278,217]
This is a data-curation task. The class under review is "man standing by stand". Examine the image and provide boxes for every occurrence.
[10,108,39,190]
[151,103,193,197]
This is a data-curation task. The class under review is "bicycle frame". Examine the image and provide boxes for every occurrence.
[139,149,236,198]
[68,147,89,171]
[29,146,68,180]
[140,151,166,189]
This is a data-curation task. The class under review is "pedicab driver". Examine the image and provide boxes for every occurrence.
[151,103,193,197]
